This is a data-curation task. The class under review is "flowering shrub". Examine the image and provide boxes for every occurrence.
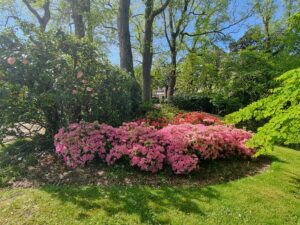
[156,124,255,174]
[156,124,200,174]
[193,125,256,160]
[54,122,115,168]
[106,122,165,172]
[54,118,256,174]
[171,112,222,126]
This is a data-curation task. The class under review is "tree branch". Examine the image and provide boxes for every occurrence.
[181,14,250,37]
[151,0,171,19]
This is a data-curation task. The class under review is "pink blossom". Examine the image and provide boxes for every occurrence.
[7,56,16,65]
[77,71,84,79]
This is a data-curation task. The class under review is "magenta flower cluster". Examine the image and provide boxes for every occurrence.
[54,121,256,174]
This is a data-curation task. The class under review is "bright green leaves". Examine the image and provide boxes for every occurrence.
[225,68,300,153]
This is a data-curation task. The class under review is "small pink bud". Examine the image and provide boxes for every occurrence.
[81,80,88,84]
[22,58,29,65]
[77,71,84,79]
[7,57,16,65]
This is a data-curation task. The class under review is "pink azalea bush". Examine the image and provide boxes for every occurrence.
[106,122,165,172]
[54,122,115,168]
[156,124,256,174]
[54,117,257,174]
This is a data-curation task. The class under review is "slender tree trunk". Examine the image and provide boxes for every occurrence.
[70,0,85,38]
[118,0,134,76]
[164,85,168,100]
[264,20,271,51]
[167,47,177,101]
[86,0,93,41]
[142,17,154,102]
[142,0,170,102]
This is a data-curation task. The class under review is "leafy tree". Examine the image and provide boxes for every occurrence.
[225,68,300,153]
[253,0,278,51]
[176,47,223,95]
[0,25,135,143]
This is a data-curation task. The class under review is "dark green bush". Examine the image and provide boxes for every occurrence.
[171,94,216,113]
[210,94,243,116]
[0,25,136,143]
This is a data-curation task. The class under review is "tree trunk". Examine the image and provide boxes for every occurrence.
[142,18,154,102]
[70,0,85,38]
[164,85,168,100]
[118,0,134,76]
[86,0,93,41]
[167,48,177,101]
[142,0,170,103]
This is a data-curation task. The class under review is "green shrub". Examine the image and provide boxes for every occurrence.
[0,25,136,143]
[225,68,300,153]
[210,94,243,115]
[171,94,216,113]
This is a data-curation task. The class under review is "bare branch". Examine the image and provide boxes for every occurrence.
[181,14,251,37]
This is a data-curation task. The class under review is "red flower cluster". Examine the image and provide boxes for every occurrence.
[135,112,222,129]
[135,117,169,129]
[171,112,222,126]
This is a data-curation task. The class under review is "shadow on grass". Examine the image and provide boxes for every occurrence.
[0,139,285,188]
[41,185,219,224]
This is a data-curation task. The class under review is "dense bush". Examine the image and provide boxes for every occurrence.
[226,68,300,152]
[54,120,256,175]
[171,94,216,113]
[0,25,136,143]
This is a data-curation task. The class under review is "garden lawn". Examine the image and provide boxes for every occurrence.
[0,146,299,225]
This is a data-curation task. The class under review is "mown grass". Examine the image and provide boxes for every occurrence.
[0,144,299,225]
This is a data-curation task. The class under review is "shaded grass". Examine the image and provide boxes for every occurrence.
[0,144,299,224]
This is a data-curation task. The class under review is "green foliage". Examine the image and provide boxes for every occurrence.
[171,94,215,113]
[226,68,300,153]
[0,25,135,143]
[217,50,276,106]
[286,12,300,56]
[176,50,222,94]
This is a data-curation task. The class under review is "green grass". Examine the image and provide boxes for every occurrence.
[0,146,299,225]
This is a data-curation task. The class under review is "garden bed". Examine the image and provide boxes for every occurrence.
[1,139,272,188]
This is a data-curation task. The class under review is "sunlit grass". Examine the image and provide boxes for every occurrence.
[0,146,299,225]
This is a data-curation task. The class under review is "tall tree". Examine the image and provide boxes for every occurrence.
[162,0,190,101]
[284,0,300,18]
[254,0,277,51]
[118,0,134,76]
[69,0,90,38]
[22,0,51,31]
[142,0,170,102]
[163,0,249,101]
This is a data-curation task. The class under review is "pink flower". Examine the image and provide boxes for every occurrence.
[77,71,84,79]
[22,58,29,65]
[7,56,16,65]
